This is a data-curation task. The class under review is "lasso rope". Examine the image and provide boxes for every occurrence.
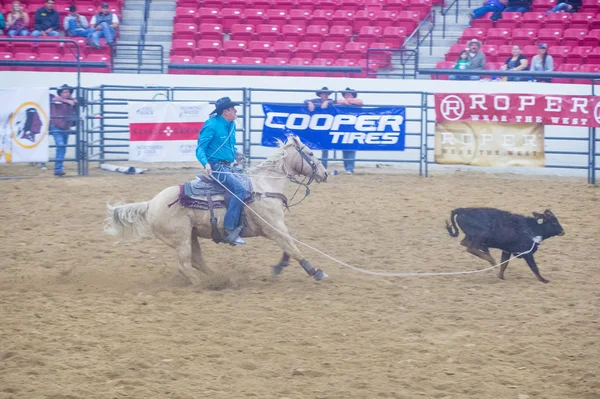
[210,177,539,277]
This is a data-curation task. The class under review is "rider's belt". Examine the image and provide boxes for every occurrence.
[212,160,231,166]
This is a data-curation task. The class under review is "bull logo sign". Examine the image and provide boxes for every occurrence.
[0,90,50,164]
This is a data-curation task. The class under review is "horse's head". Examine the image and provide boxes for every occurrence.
[283,135,328,183]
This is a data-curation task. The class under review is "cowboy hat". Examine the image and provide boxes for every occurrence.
[315,86,333,96]
[56,84,74,96]
[466,39,482,47]
[209,96,241,115]
[341,87,358,98]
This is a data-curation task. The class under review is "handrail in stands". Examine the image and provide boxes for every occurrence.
[441,0,460,39]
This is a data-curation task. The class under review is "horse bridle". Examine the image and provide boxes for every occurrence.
[285,144,320,208]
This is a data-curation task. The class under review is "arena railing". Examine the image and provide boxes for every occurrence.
[441,0,460,39]
[366,48,419,79]
[402,9,436,57]
[167,63,363,76]
[110,43,164,74]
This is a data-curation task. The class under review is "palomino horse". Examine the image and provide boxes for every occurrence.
[104,135,329,285]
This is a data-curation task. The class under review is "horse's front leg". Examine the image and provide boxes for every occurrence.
[263,221,328,281]
[272,252,290,276]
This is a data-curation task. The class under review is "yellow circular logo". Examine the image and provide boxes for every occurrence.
[10,102,49,149]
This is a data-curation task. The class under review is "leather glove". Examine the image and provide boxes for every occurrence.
[235,151,245,163]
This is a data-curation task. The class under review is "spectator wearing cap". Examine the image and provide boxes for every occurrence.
[64,5,94,38]
[6,1,30,37]
[50,84,79,177]
[336,88,364,175]
[89,2,119,48]
[304,87,334,169]
[546,0,581,13]
[530,43,554,82]
[468,0,507,23]
[466,39,486,80]
[32,0,60,38]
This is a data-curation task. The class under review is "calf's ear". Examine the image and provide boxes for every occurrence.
[532,212,543,218]
[544,209,554,216]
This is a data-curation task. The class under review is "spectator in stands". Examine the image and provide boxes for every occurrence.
[450,50,471,80]
[501,45,529,81]
[6,1,30,37]
[64,5,94,38]
[466,39,486,80]
[545,0,581,14]
[50,84,78,177]
[530,43,554,82]
[336,87,364,175]
[468,0,507,23]
[89,3,119,49]
[32,0,60,38]
[0,11,5,35]
[305,87,334,169]
[503,0,532,12]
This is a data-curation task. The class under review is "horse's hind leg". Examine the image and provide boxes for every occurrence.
[263,222,327,281]
[272,252,290,276]
[191,230,214,276]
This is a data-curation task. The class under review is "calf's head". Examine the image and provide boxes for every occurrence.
[532,209,565,237]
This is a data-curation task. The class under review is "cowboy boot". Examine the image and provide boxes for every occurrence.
[224,226,246,246]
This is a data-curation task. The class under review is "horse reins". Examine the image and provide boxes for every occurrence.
[284,144,319,209]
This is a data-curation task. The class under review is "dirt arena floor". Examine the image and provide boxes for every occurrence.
[0,163,599,399]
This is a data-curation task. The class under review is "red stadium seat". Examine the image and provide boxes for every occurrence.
[544,12,571,29]
[573,63,600,84]
[288,9,312,26]
[353,10,377,31]
[521,12,546,29]
[171,39,196,57]
[484,61,504,71]
[562,28,588,47]
[169,55,194,75]
[240,56,265,76]
[496,12,522,29]
[383,0,407,12]
[220,9,243,32]
[230,24,256,42]
[340,0,362,11]
[318,41,343,59]
[244,9,267,25]
[331,10,356,26]
[288,57,312,76]
[458,27,487,45]
[37,41,64,55]
[174,7,197,24]
[272,41,297,58]
[274,0,296,10]
[255,24,281,42]
[295,41,320,59]
[570,13,595,29]
[191,56,217,75]
[264,56,288,76]
[581,28,600,46]
[445,43,466,61]
[198,24,223,40]
[13,52,37,72]
[223,40,248,58]
[570,46,593,63]
[531,0,556,12]
[266,9,289,26]
[538,28,563,45]
[382,26,407,48]
[497,44,515,60]
[196,39,222,57]
[486,28,512,45]
[0,52,14,71]
[548,45,571,64]
[481,44,498,61]
[522,45,538,59]
[296,0,317,10]
[343,41,368,60]
[553,63,580,83]
[248,41,274,58]
[318,0,339,11]
[433,60,454,80]
[586,46,600,63]
[311,10,334,26]
[357,26,383,44]
[216,56,241,75]
[581,0,600,13]
[83,53,110,73]
[328,25,353,42]
[304,25,329,42]
[470,12,494,30]
[173,23,198,40]
[511,28,538,47]
[36,53,62,72]
[197,8,221,25]
[281,24,305,41]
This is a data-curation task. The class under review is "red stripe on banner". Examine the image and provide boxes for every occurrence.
[130,122,204,141]
[435,93,600,127]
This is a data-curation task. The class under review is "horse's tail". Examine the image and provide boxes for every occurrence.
[104,201,151,240]
[445,209,461,238]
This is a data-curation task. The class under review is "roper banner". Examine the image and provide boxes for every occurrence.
[0,88,50,163]
[435,93,600,127]
[435,122,545,167]
[128,102,211,162]
[261,104,406,150]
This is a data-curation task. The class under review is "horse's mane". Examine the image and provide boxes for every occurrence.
[256,139,290,169]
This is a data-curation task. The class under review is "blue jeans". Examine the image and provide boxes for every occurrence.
[67,20,95,38]
[471,4,502,19]
[50,124,69,173]
[504,6,529,11]
[8,29,29,37]
[91,22,115,46]
[31,30,60,38]
[211,163,246,231]
[546,3,572,13]
[342,150,355,172]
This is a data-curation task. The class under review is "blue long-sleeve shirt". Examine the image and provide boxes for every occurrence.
[195,115,237,167]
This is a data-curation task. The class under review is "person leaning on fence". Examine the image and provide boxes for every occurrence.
[450,50,471,80]
[32,0,60,38]
[6,1,30,37]
[304,86,334,169]
[196,97,247,246]
[501,45,529,81]
[466,39,486,80]
[64,5,94,38]
[530,43,554,82]
[89,3,119,49]
[49,84,78,177]
[336,87,364,175]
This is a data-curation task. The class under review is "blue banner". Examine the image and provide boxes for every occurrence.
[261,104,406,151]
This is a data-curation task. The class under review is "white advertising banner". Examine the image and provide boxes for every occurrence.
[0,88,50,163]
[127,101,211,162]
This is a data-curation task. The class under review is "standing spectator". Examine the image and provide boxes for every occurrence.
[503,0,532,12]
[89,3,119,49]
[530,43,554,82]
[32,0,60,38]
[336,87,364,175]
[501,45,528,81]
[545,0,581,14]
[64,5,94,38]
[6,1,30,37]
[468,0,507,22]
[450,50,471,80]
[466,39,486,80]
[49,84,78,177]
[304,86,334,169]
